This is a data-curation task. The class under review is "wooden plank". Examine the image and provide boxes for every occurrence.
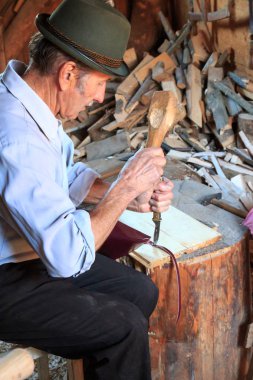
[119,206,222,269]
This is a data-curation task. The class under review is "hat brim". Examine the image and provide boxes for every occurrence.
[35,13,129,77]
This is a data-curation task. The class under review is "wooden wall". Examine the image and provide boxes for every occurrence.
[0,0,62,70]
[0,0,252,78]
[171,0,252,78]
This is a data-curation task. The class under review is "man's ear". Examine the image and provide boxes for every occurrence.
[58,61,77,91]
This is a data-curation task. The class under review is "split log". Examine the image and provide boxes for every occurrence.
[228,71,253,93]
[213,82,253,114]
[167,21,192,57]
[239,131,253,157]
[187,157,213,169]
[130,132,146,149]
[228,148,253,167]
[134,52,176,84]
[123,47,138,70]
[238,114,253,144]
[186,64,202,127]
[190,31,210,64]
[158,10,183,64]
[207,66,224,91]
[87,108,115,141]
[207,122,235,149]
[205,88,230,132]
[161,77,182,102]
[140,85,159,106]
[151,62,172,82]
[157,39,170,54]
[88,99,115,116]
[236,86,253,101]
[175,66,186,89]
[65,114,98,134]
[215,48,231,67]
[197,167,221,189]
[175,129,206,152]
[202,52,219,76]
[102,106,147,132]
[85,131,130,161]
[218,157,253,177]
[117,54,153,98]
[182,39,191,67]
[125,75,154,113]
[114,94,129,122]
[222,77,242,117]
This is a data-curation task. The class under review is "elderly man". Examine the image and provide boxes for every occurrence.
[0,0,173,379]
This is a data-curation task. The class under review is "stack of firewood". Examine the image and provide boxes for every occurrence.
[63,11,253,216]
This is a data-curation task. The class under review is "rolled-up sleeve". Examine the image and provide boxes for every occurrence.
[0,139,96,278]
[68,162,100,206]
[60,127,100,206]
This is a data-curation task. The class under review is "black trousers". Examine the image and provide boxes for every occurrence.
[0,254,158,380]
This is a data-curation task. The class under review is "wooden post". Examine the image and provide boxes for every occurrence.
[67,359,84,380]
[0,17,6,72]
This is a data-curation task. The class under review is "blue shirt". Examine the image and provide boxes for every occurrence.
[0,60,99,277]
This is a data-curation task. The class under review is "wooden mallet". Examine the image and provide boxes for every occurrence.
[146,90,182,243]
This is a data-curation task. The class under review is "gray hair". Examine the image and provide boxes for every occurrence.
[28,32,92,76]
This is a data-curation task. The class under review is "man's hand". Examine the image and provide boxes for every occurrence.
[90,147,167,249]
[128,177,174,213]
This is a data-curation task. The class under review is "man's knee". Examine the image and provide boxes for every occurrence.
[129,271,159,318]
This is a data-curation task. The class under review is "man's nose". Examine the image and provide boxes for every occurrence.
[94,83,106,103]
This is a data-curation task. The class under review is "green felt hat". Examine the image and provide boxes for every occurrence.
[35,0,131,77]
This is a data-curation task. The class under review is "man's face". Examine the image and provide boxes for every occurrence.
[60,69,111,120]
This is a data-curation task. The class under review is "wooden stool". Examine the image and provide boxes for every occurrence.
[0,345,84,380]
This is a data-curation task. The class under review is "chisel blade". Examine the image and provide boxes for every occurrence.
[152,212,162,244]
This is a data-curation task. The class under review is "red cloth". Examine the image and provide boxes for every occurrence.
[99,221,151,260]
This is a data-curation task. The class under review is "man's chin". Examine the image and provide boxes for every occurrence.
[56,111,80,121]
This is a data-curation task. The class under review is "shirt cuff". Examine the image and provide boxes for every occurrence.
[68,162,100,206]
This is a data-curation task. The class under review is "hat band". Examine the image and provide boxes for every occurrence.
[47,20,123,68]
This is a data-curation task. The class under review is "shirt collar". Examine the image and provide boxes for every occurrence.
[1,60,59,140]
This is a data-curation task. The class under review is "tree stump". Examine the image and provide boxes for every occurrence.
[148,180,252,380]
